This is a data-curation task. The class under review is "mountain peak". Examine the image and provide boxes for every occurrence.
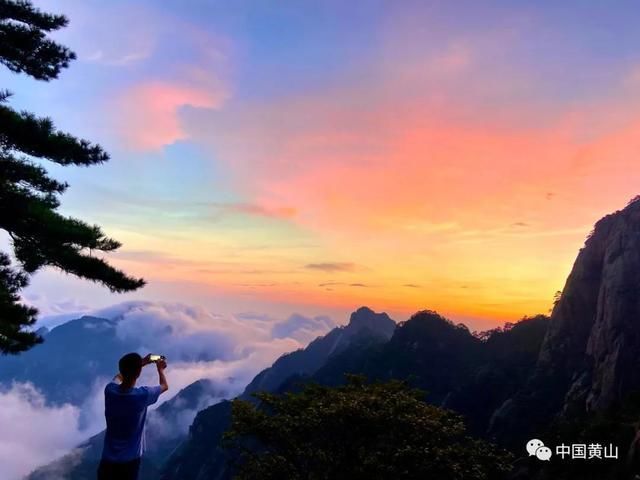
[389,309,477,352]
[35,326,49,337]
[346,306,395,338]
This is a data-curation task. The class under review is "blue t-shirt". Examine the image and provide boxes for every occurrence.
[102,382,163,462]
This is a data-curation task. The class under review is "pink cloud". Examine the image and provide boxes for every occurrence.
[171,31,640,326]
[113,81,225,151]
[85,8,640,323]
[179,22,640,241]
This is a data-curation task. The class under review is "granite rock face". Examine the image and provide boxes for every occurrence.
[548,199,640,413]
[491,198,640,441]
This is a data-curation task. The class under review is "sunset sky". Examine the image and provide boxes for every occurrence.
[5,0,640,329]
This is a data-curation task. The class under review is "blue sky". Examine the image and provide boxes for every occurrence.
[5,0,640,328]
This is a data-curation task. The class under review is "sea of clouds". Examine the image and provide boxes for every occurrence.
[0,301,336,479]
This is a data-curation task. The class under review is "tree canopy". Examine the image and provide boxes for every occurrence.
[225,376,513,480]
[0,0,144,353]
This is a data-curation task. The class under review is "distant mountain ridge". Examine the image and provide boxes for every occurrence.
[160,307,396,480]
[242,306,395,397]
[0,316,138,406]
[161,310,549,480]
[29,307,397,479]
[311,310,550,437]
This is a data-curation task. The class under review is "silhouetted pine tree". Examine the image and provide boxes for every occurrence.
[0,0,144,353]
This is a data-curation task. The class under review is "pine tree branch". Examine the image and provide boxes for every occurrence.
[9,230,144,291]
[0,251,41,354]
[49,250,146,293]
[0,101,109,165]
[0,0,68,31]
[0,1,74,80]
[0,180,60,211]
[0,153,68,193]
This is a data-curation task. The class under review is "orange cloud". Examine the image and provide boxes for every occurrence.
[96,11,640,325]
[178,46,640,324]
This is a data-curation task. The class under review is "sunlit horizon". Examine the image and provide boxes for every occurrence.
[8,0,640,330]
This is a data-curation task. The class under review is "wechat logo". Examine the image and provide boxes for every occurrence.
[526,439,552,461]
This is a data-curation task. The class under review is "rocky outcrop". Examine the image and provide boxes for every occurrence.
[490,198,640,442]
[311,310,548,437]
[241,306,395,397]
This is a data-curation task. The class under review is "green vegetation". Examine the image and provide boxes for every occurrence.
[226,376,513,480]
[0,0,143,353]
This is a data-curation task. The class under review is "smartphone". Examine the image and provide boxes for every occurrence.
[149,354,165,362]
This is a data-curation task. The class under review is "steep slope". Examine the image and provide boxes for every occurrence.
[491,198,640,443]
[313,310,484,396]
[162,310,548,480]
[160,400,233,480]
[242,306,395,397]
[313,311,549,436]
[161,307,396,480]
[449,314,550,435]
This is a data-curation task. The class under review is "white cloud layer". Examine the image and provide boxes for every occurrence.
[0,300,336,479]
[0,383,99,480]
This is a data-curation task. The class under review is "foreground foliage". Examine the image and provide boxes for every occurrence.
[226,376,513,480]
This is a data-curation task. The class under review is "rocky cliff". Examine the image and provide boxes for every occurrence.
[491,198,640,442]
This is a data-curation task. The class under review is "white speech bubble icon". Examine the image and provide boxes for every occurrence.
[526,439,545,456]
[535,446,552,461]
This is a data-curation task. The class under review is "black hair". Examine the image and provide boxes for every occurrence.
[119,352,142,381]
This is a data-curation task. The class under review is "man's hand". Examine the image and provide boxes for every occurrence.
[156,358,169,393]
[142,354,153,366]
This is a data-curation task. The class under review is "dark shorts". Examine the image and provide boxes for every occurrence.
[97,458,141,480]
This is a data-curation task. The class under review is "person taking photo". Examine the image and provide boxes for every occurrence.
[98,353,169,480]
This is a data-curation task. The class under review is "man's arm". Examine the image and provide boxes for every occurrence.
[156,359,169,393]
